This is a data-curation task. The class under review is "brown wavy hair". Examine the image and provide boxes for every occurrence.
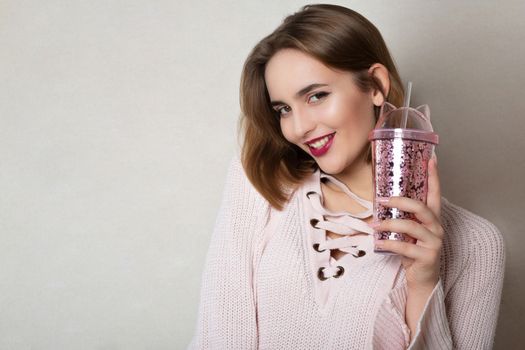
[238,4,405,210]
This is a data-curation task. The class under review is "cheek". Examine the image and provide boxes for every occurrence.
[324,97,362,128]
[337,94,374,130]
[279,119,296,144]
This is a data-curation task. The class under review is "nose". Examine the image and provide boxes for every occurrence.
[291,106,316,140]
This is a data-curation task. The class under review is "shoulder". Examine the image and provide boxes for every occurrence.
[221,153,271,217]
[439,197,505,285]
[205,154,274,255]
[440,196,504,250]
[225,154,265,198]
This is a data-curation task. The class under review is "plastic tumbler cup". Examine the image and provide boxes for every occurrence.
[368,102,439,255]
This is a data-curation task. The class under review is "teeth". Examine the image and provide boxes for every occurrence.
[310,135,331,149]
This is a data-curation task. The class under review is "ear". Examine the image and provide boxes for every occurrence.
[368,63,391,107]
[380,101,397,116]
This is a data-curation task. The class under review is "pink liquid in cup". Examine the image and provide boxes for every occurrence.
[368,102,439,255]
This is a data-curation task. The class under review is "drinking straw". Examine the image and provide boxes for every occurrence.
[401,81,412,128]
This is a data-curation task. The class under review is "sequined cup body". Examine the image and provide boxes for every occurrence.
[371,137,434,254]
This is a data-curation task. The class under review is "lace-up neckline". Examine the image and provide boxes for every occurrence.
[307,170,375,264]
[300,167,388,307]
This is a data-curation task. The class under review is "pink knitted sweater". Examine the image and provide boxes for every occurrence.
[188,155,505,349]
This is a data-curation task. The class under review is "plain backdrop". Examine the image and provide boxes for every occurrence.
[1,0,524,349]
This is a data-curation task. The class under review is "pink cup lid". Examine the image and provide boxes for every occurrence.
[368,102,439,144]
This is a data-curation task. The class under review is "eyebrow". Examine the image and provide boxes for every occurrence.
[270,83,329,107]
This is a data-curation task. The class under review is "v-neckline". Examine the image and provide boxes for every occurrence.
[298,167,394,312]
[318,170,373,213]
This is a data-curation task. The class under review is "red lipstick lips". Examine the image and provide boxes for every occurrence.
[306,132,335,157]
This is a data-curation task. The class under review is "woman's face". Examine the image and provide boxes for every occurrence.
[264,49,382,176]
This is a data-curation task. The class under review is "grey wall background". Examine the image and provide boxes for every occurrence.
[1,0,523,349]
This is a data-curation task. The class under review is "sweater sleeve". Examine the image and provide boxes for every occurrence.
[187,155,270,350]
[373,219,505,349]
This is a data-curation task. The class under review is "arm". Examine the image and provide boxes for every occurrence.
[374,222,505,349]
[410,222,505,349]
[435,223,505,349]
[406,282,440,343]
[188,155,270,350]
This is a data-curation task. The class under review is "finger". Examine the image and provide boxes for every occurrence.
[372,219,442,247]
[374,239,433,262]
[426,154,442,221]
[377,196,438,229]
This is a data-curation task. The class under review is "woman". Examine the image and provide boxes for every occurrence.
[189,4,505,349]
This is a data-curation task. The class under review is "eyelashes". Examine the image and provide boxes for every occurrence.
[273,91,331,118]
[274,105,291,118]
[309,91,329,103]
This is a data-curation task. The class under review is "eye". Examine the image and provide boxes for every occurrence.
[308,91,329,103]
[274,105,291,118]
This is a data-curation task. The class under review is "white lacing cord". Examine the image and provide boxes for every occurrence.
[307,172,375,280]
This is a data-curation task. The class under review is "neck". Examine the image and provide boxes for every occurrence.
[330,157,374,202]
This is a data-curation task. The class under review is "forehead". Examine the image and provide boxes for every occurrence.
[264,49,346,99]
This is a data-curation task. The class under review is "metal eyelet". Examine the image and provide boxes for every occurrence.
[352,250,366,258]
[312,243,326,252]
[306,191,316,199]
[317,267,328,281]
[333,266,345,278]
[310,218,319,229]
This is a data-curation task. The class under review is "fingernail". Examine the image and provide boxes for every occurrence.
[368,221,381,228]
[376,197,390,204]
[375,239,385,246]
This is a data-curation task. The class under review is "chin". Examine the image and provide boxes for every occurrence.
[315,157,349,175]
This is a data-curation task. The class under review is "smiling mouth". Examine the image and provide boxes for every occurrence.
[307,133,335,149]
